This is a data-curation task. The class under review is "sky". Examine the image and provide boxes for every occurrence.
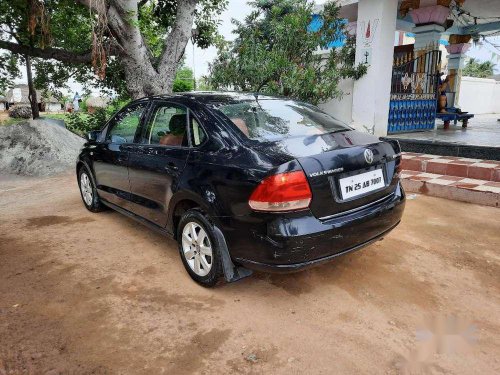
[184,0,252,80]
[12,0,500,96]
[465,37,500,71]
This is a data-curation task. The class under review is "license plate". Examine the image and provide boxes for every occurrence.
[339,168,385,200]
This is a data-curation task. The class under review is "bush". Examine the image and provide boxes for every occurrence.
[9,105,32,119]
[63,98,130,137]
[173,79,193,92]
[105,98,129,117]
[65,108,107,137]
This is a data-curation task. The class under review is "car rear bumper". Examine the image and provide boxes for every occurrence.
[235,220,400,272]
[227,183,405,273]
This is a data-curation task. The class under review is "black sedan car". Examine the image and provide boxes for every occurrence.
[77,92,405,286]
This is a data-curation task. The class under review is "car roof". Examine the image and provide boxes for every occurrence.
[147,91,284,106]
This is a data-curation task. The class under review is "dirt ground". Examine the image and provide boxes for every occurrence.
[0,173,499,374]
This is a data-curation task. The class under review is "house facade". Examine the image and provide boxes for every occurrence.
[317,0,500,136]
[5,84,62,112]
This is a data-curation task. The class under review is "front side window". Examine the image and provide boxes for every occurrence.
[107,103,146,144]
[212,99,350,142]
[147,104,188,147]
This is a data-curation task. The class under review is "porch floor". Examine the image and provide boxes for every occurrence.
[386,114,500,147]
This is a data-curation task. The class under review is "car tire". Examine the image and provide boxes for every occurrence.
[177,209,224,287]
[78,166,106,213]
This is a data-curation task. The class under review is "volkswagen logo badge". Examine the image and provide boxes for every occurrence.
[364,149,374,164]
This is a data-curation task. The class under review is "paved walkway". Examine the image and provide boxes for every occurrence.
[401,152,500,207]
[388,114,500,147]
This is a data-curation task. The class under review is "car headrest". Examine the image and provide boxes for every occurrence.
[169,114,186,135]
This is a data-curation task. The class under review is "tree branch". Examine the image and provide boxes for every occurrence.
[0,40,93,64]
[158,0,198,73]
[74,0,99,12]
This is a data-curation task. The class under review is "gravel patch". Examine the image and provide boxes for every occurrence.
[0,119,84,177]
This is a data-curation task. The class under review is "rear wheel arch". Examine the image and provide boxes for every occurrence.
[168,188,225,237]
[171,198,202,239]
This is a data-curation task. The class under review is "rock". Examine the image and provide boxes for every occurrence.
[31,352,44,360]
[245,353,258,363]
[9,105,32,119]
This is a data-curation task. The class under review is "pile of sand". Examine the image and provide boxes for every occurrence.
[0,119,84,177]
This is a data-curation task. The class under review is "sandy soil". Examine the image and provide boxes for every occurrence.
[0,119,83,177]
[0,173,499,374]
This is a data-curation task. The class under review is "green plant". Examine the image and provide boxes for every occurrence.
[463,58,496,78]
[79,97,89,113]
[208,0,367,105]
[173,66,195,92]
[0,117,26,126]
[65,108,107,136]
[64,97,130,136]
[105,98,130,118]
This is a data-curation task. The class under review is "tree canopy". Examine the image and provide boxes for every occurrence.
[0,0,227,99]
[462,58,496,78]
[208,0,366,105]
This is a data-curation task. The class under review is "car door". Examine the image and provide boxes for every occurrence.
[92,101,149,207]
[127,101,193,227]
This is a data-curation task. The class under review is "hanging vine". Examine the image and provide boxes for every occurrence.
[27,0,51,48]
[89,0,110,79]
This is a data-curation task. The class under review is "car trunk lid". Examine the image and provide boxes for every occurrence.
[252,130,400,219]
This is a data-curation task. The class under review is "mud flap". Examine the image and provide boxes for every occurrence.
[213,226,253,283]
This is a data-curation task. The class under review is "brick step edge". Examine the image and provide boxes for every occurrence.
[401,171,499,208]
[401,152,500,182]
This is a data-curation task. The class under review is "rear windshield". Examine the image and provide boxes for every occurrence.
[212,99,350,141]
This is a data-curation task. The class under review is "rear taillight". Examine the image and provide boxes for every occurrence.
[249,170,312,212]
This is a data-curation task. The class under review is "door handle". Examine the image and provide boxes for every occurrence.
[165,162,178,171]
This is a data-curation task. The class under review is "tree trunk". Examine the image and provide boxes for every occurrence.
[104,0,197,99]
[1,0,199,101]
[25,55,39,119]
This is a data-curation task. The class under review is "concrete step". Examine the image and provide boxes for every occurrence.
[401,152,500,182]
[400,170,500,208]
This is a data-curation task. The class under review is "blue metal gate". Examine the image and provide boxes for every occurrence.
[388,49,441,134]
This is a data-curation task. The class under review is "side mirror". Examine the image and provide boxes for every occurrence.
[87,130,101,142]
[110,134,127,144]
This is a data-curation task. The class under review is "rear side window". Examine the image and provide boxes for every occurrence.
[107,103,147,144]
[190,114,207,146]
[213,99,349,141]
[146,104,188,147]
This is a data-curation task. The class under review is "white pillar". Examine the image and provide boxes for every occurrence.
[351,0,398,137]
[413,24,445,50]
[447,52,468,107]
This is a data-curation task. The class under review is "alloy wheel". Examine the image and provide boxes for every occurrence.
[80,172,93,206]
[181,222,213,277]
